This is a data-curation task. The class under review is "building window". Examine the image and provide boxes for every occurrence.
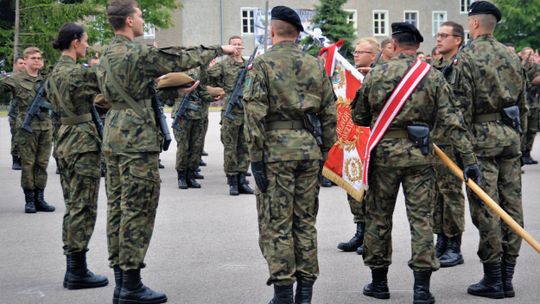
[372,10,389,36]
[464,30,471,44]
[345,9,358,29]
[241,8,255,34]
[460,0,473,14]
[404,10,419,27]
[144,25,155,39]
[432,11,447,36]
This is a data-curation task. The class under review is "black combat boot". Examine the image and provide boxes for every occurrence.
[521,151,538,165]
[24,189,36,213]
[113,266,122,304]
[439,234,464,267]
[413,271,435,304]
[187,171,201,188]
[319,175,332,187]
[467,262,504,299]
[158,159,165,169]
[268,284,294,304]
[177,171,188,189]
[501,261,516,298]
[238,173,254,194]
[118,269,167,304]
[337,223,364,252]
[199,159,207,167]
[64,252,108,289]
[363,267,390,299]
[356,244,364,255]
[34,188,55,212]
[192,170,204,179]
[435,234,448,258]
[12,156,21,170]
[295,278,314,304]
[227,175,239,196]
[201,150,208,156]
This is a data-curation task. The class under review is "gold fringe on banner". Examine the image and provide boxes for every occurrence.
[322,166,365,202]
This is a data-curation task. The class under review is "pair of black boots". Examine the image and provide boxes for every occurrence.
[113,267,167,304]
[24,188,55,213]
[177,170,201,189]
[337,223,364,255]
[467,262,516,299]
[227,173,254,196]
[12,156,21,170]
[363,268,434,304]
[64,252,108,290]
[521,151,538,165]
[435,234,464,267]
[268,278,314,304]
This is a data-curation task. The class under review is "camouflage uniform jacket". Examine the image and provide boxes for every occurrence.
[432,56,459,144]
[168,67,212,120]
[96,34,223,153]
[45,55,101,159]
[4,71,20,120]
[351,53,477,167]
[525,62,540,109]
[454,35,528,148]
[243,40,337,163]
[0,69,51,131]
[206,56,245,121]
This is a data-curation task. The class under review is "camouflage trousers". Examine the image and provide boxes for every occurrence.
[104,152,160,270]
[9,117,19,157]
[467,142,523,265]
[433,145,465,237]
[18,128,52,190]
[347,195,365,224]
[197,116,209,152]
[221,116,249,175]
[59,152,100,255]
[174,118,204,171]
[521,107,538,152]
[257,159,320,286]
[364,164,439,272]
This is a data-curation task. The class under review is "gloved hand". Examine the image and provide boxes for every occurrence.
[251,161,268,193]
[463,163,482,185]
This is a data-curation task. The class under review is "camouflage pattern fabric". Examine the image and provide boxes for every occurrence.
[1,70,52,190]
[454,34,527,264]
[352,53,477,271]
[522,63,540,152]
[45,55,101,255]
[9,113,19,157]
[348,195,364,224]
[97,34,223,270]
[243,40,337,285]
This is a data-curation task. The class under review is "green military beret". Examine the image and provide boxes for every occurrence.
[156,72,194,89]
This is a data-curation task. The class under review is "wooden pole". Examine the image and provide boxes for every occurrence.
[13,0,20,63]
[433,144,540,254]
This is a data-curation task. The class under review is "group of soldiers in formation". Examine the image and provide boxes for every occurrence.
[0,0,538,303]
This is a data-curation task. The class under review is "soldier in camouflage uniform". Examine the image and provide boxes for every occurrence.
[97,1,240,303]
[207,35,254,196]
[432,21,467,268]
[0,47,55,214]
[243,6,336,304]
[45,23,108,290]
[7,57,26,170]
[351,22,480,304]
[519,47,540,165]
[454,2,528,299]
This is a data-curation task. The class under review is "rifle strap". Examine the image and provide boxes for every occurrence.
[101,57,147,119]
[48,76,77,118]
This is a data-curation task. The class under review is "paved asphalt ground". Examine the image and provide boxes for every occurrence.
[0,112,539,304]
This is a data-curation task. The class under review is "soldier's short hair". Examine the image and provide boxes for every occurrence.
[23,47,41,59]
[393,34,420,48]
[15,56,25,63]
[107,0,138,31]
[440,21,465,46]
[356,37,380,53]
[228,35,242,44]
[475,14,497,32]
[271,20,299,38]
[381,38,392,49]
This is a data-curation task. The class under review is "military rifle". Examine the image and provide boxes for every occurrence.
[224,46,258,121]
[91,106,104,138]
[21,81,51,133]
[150,87,172,151]
[171,91,200,131]
[370,51,383,68]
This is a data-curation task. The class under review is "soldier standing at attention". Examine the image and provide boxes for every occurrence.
[519,47,540,165]
[456,1,527,299]
[207,36,254,196]
[244,6,336,304]
[46,22,108,290]
[7,56,26,170]
[337,37,380,256]
[97,1,240,303]
[0,47,56,214]
[351,22,480,304]
[432,21,467,268]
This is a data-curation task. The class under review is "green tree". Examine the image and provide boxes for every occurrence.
[493,0,540,50]
[309,0,356,60]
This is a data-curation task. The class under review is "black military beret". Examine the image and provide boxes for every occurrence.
[391,22,424,43]
[468,1,502,22]
[271,5,304,32]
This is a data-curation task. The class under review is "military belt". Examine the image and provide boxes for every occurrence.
[111,99,152,110]
[60,113,92,125]
[266,120,304,131]
[473,113,501,123]
[384,129,408,138]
